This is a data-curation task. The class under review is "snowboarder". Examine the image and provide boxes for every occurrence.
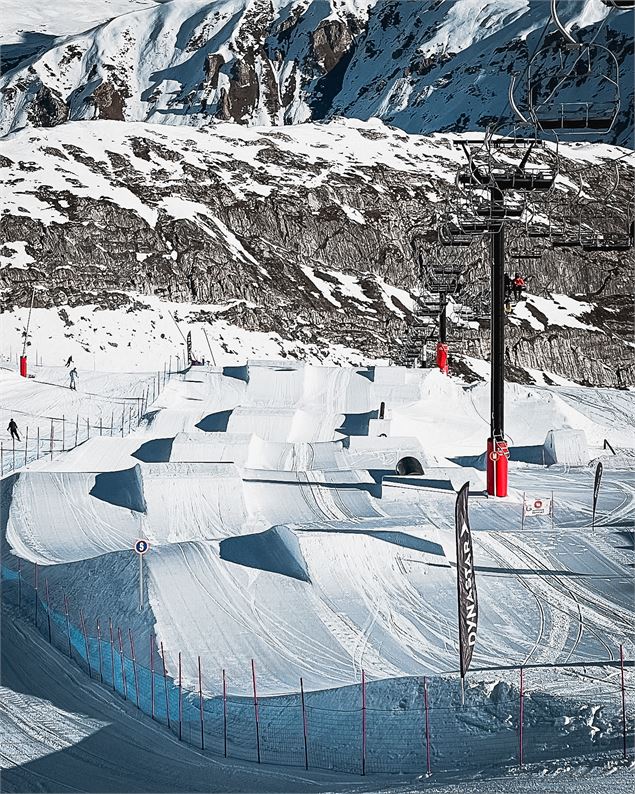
[69,367,78,390]
[65,355,73,367]
[7,418,20,442]
[512,273,526,302]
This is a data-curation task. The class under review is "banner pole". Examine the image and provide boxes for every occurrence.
[521,492,525,531]
[551,490,554,531]
[118,628,127,700]
[424,676,431,775]
[620,644,627,758]
[300,677,309,770]
[80,608,91,677]
[251,659,261,763]
[44,578,52,643]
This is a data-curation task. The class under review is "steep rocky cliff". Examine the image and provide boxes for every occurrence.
[1,119,633,385]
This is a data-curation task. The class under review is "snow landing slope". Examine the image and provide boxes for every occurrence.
[3,362,634,699]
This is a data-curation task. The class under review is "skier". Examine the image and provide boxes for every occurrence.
[69,367,78,391]
[7,418,20,442]
[512,273,526,302]
[65,355,73,367]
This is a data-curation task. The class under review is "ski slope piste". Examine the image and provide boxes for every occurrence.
[1,361,634,778]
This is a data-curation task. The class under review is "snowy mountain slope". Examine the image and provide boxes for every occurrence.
[0,0,632,144]
[1,118,634,385]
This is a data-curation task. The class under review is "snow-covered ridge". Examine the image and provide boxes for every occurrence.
[0,0,632,143]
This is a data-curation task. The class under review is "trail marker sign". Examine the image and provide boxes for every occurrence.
[521,493,554,530]
[134,539,150,610]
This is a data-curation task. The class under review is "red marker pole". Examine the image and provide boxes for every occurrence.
[198,655,205,750]
[160,641,170,728]
[423,676,431,775]
[251,660,261,763]
[300,677,309,770]
[620,644,628,759]
[222,668,228,758]
[361,669,367,776]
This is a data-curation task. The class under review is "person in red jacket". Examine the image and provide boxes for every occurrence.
[512,273,526,301]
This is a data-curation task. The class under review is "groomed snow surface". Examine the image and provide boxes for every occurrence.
[1,359,634,792]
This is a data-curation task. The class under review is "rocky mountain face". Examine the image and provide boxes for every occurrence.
[0,0,633,145]
[1,119,633,385]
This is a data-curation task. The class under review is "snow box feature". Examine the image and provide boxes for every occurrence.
[543,429,589,466]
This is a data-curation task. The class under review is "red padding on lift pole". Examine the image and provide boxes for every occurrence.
[19,355,27,378]
[486,438,509,497]
[436,342,449,375]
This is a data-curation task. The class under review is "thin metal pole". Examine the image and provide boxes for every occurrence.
[50,419,54,461]
[110,411,114,436]
[150,634,155,720]
[300,677,309,770]
[87,417,90,440]
[99,417,103,437]
[64,594,72,657]
[44,578,52,643]
[118,627,127,699]
[252,659,261,763]
[129,629,140,709]
[198,655,205,750]
[439,291,447,343]
[79,608,91,677]
[97,619,104,684]
[519,667,524,767]
[160,641,171,728]
[222,668,228,757]
[34,562,39,628]
[424,676,431,775]
[36,426,40,459]
[1,442,4,474]
[121,407,125,437]
[521,492,526,531]
[24,427,28,466]
[109,618,116,691]
[551,490,555,531]
[490,212,505,442]
[361,669,367,776]
[178,651,183,741]
[620,644,628,758]
[17,558,22,609]
[62,414,65,451]
[12,436,15,470]
[75,416,79,447]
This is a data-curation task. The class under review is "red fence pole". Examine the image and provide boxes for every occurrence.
[620,644,628,759]
[198,655,205,750]
[117,628,127,699]
[64,594,72,657]
[150,634,155,720]
[79,608,91,677]
[424,676,431,775]
[519,667,524,767]
[160,641,170,729]
[222,668,228,758]
[97,619,104,684]
[178,651,183,741]
[44,578,52,643]
[361,669,367,776]
[108,618,115,690]
[251,659,261,763]
[300,677,309,770]
[129,628,140,709]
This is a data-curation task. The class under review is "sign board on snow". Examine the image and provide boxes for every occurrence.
[134,539,150,555]
[523,497,552,517]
